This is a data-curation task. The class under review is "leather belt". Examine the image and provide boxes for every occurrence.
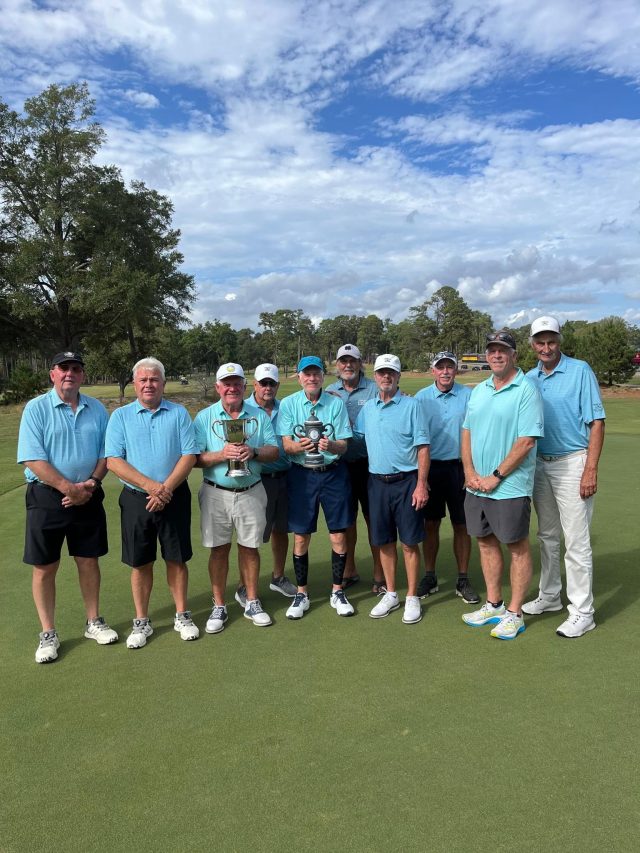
[204,478,260,493]
[373,471,415,483]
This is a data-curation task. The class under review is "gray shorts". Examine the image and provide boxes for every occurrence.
[464,492,531,544]
[198,481,268,549]
[261,473,289,541]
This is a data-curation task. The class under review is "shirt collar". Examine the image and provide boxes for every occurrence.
[433,382,460,398]
[486,368,523,391]
[375,389,402,406]
[536,352,567,377]
[336,372,367,392]
[135,398,169,414]
[49,387,84,408]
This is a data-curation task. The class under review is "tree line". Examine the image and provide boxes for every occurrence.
[1,84,638,402]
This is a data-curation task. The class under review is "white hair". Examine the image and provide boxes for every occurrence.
[133,357,165,380]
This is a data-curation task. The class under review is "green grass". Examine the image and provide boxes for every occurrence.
[1,388,639,852]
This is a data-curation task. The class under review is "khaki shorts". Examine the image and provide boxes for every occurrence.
[198,481,268,549]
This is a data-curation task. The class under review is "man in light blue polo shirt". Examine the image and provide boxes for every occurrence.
[522,316,605,638]
[18,351,118,663]
[415,352,479,604]
[461,331,544,641]
[277,355,355,619]
[106,357,199,649]
[325,344,384,594]
[354,354,430,625]
[194,363,279,634]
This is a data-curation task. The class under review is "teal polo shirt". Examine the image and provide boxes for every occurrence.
[325,372,378,461]
[415,381,471,460]
[354,390,429,474]
[18,388,108,483]
[194,400,277,487]
[463,369,544,499]
[105,398,197,489]
[277,389,352,466]
[526,354,605,457]
[244,394,290,474]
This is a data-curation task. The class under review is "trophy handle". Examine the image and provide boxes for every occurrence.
[293,424,306,439]
[321,423,335,438]
[244,417,258,439]
[212,420,226,441]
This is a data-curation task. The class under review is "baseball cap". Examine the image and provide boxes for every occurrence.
[336,344,362,360]
[530,316,561,337]
[254,363,279,382]
[51,351,85,367]
[374,353,401,373]
[485,331,517,351]
[432,351,457,367]
[297,356,324,372]
[216,362,245,381]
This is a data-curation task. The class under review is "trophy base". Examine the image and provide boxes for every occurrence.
[302,451,326,468]
[226,463,251,478]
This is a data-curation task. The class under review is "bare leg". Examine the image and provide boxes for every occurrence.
[506,537,533,613]
[166,560,189,612]
[343,523,358,578]
[402,543,421,596]
[423,519,441,573]
[476,534,504,603]
[379,542,398,592]
[239,545,260,599]
[131,563,154,618]
[32,562,59,631]
[209,544,231,605]
[74,556,101,620]
[363,515,383,582]
[270,531,289,578]
[452,523,471,574]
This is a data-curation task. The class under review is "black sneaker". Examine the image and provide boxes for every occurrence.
[417,573,439,599]
[456,577,481,604]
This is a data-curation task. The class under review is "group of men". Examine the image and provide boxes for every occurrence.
[18,313,605,662]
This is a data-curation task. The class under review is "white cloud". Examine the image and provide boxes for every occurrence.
[123,89,160,109]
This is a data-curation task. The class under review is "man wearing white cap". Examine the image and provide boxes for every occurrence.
[194,363,279,634]
[326,344,385,594]
[415,352,480,605]
[522,316,605,638]
[354,354,430,625]
[240,363,297,602]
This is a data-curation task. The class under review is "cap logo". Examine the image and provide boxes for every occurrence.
[64,352,74,358]
[225,365,235,373]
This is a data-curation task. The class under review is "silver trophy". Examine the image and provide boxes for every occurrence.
[212,417,258,477]
[293,410,335,468]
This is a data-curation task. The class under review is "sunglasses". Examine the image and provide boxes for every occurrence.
[486,332,516,348]
[258,379,277,387]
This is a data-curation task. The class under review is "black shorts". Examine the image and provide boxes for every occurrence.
[345,457,370,519]
[368,471,425,547]
[119,482,192,568]
[261,472,289,541]
[424,459,466,524]
[464,492,531,544]
[23,482,108,566]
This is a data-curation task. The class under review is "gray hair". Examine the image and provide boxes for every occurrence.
[133,357,165,381]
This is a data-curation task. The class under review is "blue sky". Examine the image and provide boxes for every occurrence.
[2,0,639,331]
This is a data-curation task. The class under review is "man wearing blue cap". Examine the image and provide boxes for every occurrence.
[277,356,355,619]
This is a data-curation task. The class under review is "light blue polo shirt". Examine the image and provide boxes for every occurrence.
[415,382,471,460]
[194,399,277,486]
[354,391,430,474]
[463,369,544,499]
[105,399,197,489]
[18,389,108,483]
[244,393,290,474]
[325,372,378,461]
[526,354,605,457]
[277,389,352,466]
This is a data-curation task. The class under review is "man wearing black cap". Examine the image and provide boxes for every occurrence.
[461,332,544,641]
[17,352,117,663]
[415,352,480,604]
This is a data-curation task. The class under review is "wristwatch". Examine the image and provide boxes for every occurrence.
[492,469,505,481]
[88,476,102,488]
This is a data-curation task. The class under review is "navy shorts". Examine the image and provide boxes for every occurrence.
[119,481,192,567]
[345,458,370,519]
[286,462,354,534]
[424,459,466,524]
[23,482,108,566]
[464,492,531,544]
[368,471,425,547]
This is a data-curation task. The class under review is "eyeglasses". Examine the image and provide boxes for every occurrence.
[258,379,277,387]
[486,332,516,349]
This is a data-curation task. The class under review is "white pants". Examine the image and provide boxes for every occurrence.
[533,451,595,617]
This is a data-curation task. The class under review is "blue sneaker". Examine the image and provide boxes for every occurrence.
[490,611,526,640]
[462,601,506,627]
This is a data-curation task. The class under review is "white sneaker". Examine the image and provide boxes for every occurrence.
[556,614,596,638]
[370,592,400,619]
[462,601,506,627]
[205,604,228,634]
[126,618,153,649]
[330,589,354,616]
[244,599,272,627]
[84,616,118,645]
[490,611,526,640]
[522,595,563,615]
[286,592,310,620]
[35,630,60,663]
[174,610,200,641]
[402,596,422,624]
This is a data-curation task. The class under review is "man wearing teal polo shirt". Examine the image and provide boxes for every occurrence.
[415,352,479,604]
[277,356,355,619]
[522,316,605,638]
[461,332,544,640]
[18,351,118,663]
[106,357,199,649]
[194,363,279,634]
